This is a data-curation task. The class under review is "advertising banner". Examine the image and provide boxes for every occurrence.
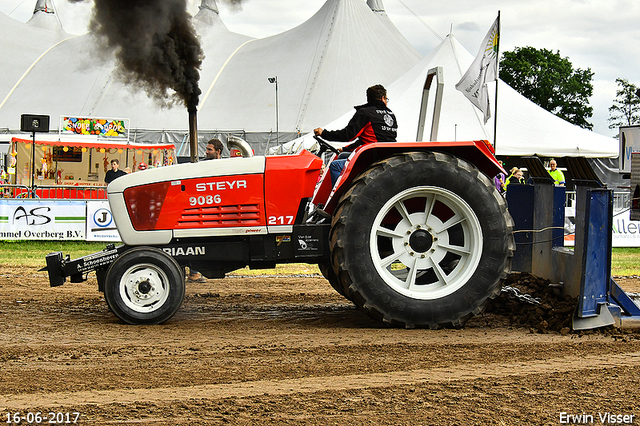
[564,207,640,247]
[86,201,122,242]
[619,125,640,173]
[0,200,85,240]
[612,209,640,247]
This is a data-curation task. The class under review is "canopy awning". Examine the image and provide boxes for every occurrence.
[11,136,175,151]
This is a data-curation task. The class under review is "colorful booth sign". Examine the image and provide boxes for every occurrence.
[60,116,129,140]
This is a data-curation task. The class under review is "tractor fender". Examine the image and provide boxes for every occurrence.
[320,140,505,215]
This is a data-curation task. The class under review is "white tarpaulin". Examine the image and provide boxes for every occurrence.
[0,0,421,142]
[391,34,618,157]
[281,34,618,159]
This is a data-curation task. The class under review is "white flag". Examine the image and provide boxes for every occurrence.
[455,16,500,123]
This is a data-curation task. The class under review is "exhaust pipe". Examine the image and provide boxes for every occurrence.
[189,109,198,163]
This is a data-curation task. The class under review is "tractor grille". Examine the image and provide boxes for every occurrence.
[178,204,262,227]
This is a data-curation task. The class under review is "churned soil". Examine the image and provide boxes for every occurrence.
[1,265,639,425]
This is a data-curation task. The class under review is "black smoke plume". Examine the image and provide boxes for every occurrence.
[87,0,204,113]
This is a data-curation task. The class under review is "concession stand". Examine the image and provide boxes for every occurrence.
[4,116,176,199]
[0,116,177,241]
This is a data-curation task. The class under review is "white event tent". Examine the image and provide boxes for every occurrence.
[0,0,618,160]
[0,0,422,156]
[282,34,618,159]
[0,1,71,116]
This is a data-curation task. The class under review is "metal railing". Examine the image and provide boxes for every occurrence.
[566,190,630,212]
[1,184,631,208]
[1,184,31,198]
[613,192,631,212]
[1,184,107,200]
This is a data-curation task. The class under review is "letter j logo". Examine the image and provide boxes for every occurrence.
[93,208,113,228]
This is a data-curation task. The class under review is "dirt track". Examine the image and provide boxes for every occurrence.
[1,265,640,425]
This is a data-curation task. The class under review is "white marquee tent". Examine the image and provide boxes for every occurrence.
[0,0,422,155]
[1,0,618,160]
[0,2,70,117]
[282,34,618,159]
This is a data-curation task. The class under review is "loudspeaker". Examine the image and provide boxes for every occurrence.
[20,114,50,133]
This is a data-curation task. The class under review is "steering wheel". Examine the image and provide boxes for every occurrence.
[314,135,340,157]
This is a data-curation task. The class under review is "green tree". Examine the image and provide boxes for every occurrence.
[608,78,640,130]
[499,46,594,129]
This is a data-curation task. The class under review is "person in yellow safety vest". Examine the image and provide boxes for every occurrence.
[505,167,525,190]
[548,159,565,186]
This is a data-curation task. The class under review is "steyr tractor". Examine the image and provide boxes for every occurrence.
[45,137,514,328]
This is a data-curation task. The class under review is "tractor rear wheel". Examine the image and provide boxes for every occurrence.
[104,247,185,325]
[329,151,514,328]
[319,262,347,298]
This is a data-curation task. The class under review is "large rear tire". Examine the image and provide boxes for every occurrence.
[329,151,514,328]
[104,247,185,325]
[319,262,347,298]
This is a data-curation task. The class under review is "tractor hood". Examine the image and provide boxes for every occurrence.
[107,157,266,245]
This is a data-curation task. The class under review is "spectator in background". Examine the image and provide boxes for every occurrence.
[105,159,127,184]
[205,139,224,160]
[494,161,507,195]
[548,159,565,186]
[494,171,506,195]
[187,138,225,284]
[506,167,525,189]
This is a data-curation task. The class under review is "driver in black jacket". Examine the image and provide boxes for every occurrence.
[314,84,397,184]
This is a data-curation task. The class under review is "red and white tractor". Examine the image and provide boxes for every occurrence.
[46,137,514,328]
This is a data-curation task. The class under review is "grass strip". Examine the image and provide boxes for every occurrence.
[0,241,638,277]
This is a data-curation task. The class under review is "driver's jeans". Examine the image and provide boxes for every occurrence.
[329,159,347,186]
[329,151,352,185]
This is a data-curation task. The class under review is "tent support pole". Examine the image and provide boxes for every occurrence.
[30,131,36,196]
[493,10,501,151]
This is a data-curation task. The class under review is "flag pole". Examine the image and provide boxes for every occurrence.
[493,11,501,152]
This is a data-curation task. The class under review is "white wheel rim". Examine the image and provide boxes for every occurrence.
[369,186,483,300]
[118,263,171,313]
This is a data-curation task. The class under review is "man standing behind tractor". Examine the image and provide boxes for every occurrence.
[187,138,225,284]
[205,138,224,160]
[548,159,565,186]
[314,84,397,185]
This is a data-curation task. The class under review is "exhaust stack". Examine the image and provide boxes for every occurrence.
[189,109,198,163]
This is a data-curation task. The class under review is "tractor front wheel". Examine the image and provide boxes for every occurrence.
[104,247,185,325]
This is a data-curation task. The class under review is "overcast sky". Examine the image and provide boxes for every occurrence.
[1,0,638,138]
